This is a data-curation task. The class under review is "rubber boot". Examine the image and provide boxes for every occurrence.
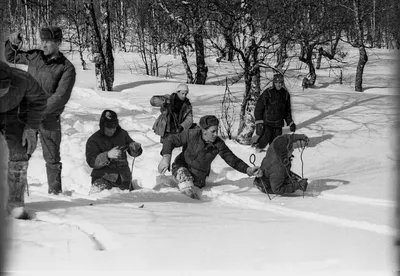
[7,161,30,219]
[46,162,62,195]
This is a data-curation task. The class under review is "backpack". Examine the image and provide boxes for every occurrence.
[152,112,168,137]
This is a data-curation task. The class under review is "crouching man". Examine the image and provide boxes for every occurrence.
[254,133,309,195]
[158,115,263,199]
[86,110,142,193]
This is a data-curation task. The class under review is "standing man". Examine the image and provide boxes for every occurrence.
[0,61,47,218]
[254,74,296,150]
[5,26,76,195]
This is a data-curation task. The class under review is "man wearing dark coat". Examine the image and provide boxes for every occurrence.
[86,110,143,193]
[254,74,296,150]
[254,133,309,195]
[0,61,47,219]
[158,115,263,199]
[5,26,76,195]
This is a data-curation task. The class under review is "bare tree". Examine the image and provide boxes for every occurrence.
[84,0,114,91]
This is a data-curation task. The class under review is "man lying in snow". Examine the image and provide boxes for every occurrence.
[86,110,142,193]
[158,115,263,199]
[254,133,309,195]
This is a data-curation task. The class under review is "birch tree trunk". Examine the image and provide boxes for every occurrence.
[353,0,368,92]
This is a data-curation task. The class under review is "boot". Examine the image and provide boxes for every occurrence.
[286,178,308,193]
[7,161,30,219]
[178,180,199,200]
[46,162,62,195]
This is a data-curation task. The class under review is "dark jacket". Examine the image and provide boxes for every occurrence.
[161,128,249,183]
[5,40,76,124]
[260,133,305,194]
[85,126,142,184]
[254,86,293,128]
[0,66,47,130]
[150,92,193,137]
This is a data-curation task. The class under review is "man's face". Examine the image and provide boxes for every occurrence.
[202,125,218,143]
[41,39,60,57]
[177,90,188,101]
[274,81,283,90]
[104,127,117,137]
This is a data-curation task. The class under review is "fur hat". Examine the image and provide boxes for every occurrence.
[177,83,189,92]
[100,110,119,128]
[40,26,63,41]
[0,61,12,96]
[199,115,219,129]
[272,74,284,83]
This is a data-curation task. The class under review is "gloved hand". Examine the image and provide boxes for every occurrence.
[298,178,308,192]
[107,146,121,159]
[178,181,199,200]
[289,122,296,132]
[246,166,263,177]
[129,142,142,157]
[158,154,171,174]
[9,32,23,46]
[255,123,264,136]
[21,128,38,155]
[299,134,310,145]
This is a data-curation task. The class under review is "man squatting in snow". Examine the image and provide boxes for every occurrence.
[254,133,309,195]
[86,110,143,193]
[0,61,47,219]
[157,115,263,199]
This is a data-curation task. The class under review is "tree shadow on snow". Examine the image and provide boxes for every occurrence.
[113,80,179,92]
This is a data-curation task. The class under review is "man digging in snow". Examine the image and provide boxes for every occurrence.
[86,110,143,193]
[158,115,263,199]
[0,61,47,219]
[254,133,309,195]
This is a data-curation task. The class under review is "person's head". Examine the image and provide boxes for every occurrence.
[199,115,219,143]
[40,26,62,57]
[0,61,12,98]
[272,74,284,91]
[176,83,189,101]
[99,109,119,137]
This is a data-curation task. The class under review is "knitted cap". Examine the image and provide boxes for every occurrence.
[177,83,189,92]
[273,74,284,83]
[199,115,219,129]
[40,26,63,41]
[100,110,119,128]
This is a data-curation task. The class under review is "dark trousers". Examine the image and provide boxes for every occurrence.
[257,125,282,149]
[39,116,62,193]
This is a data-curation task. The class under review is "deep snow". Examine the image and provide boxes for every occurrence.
[1,45,399,275]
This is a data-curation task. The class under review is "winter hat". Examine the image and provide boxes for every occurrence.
[40,26,63,41]
[0,61,12,96]
[272,74,284,83]
[177,83,189,92]
[100,109,119,128]
[199,115,219,129]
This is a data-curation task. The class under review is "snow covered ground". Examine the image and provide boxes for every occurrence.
[2,46,399,275]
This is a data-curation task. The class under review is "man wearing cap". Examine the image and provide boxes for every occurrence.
[254,73,296,150]
[150,83,193,143]
[86,110,143,193]
[158,115,263,199]
[0,61,47,218]
[5,26,76,194]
